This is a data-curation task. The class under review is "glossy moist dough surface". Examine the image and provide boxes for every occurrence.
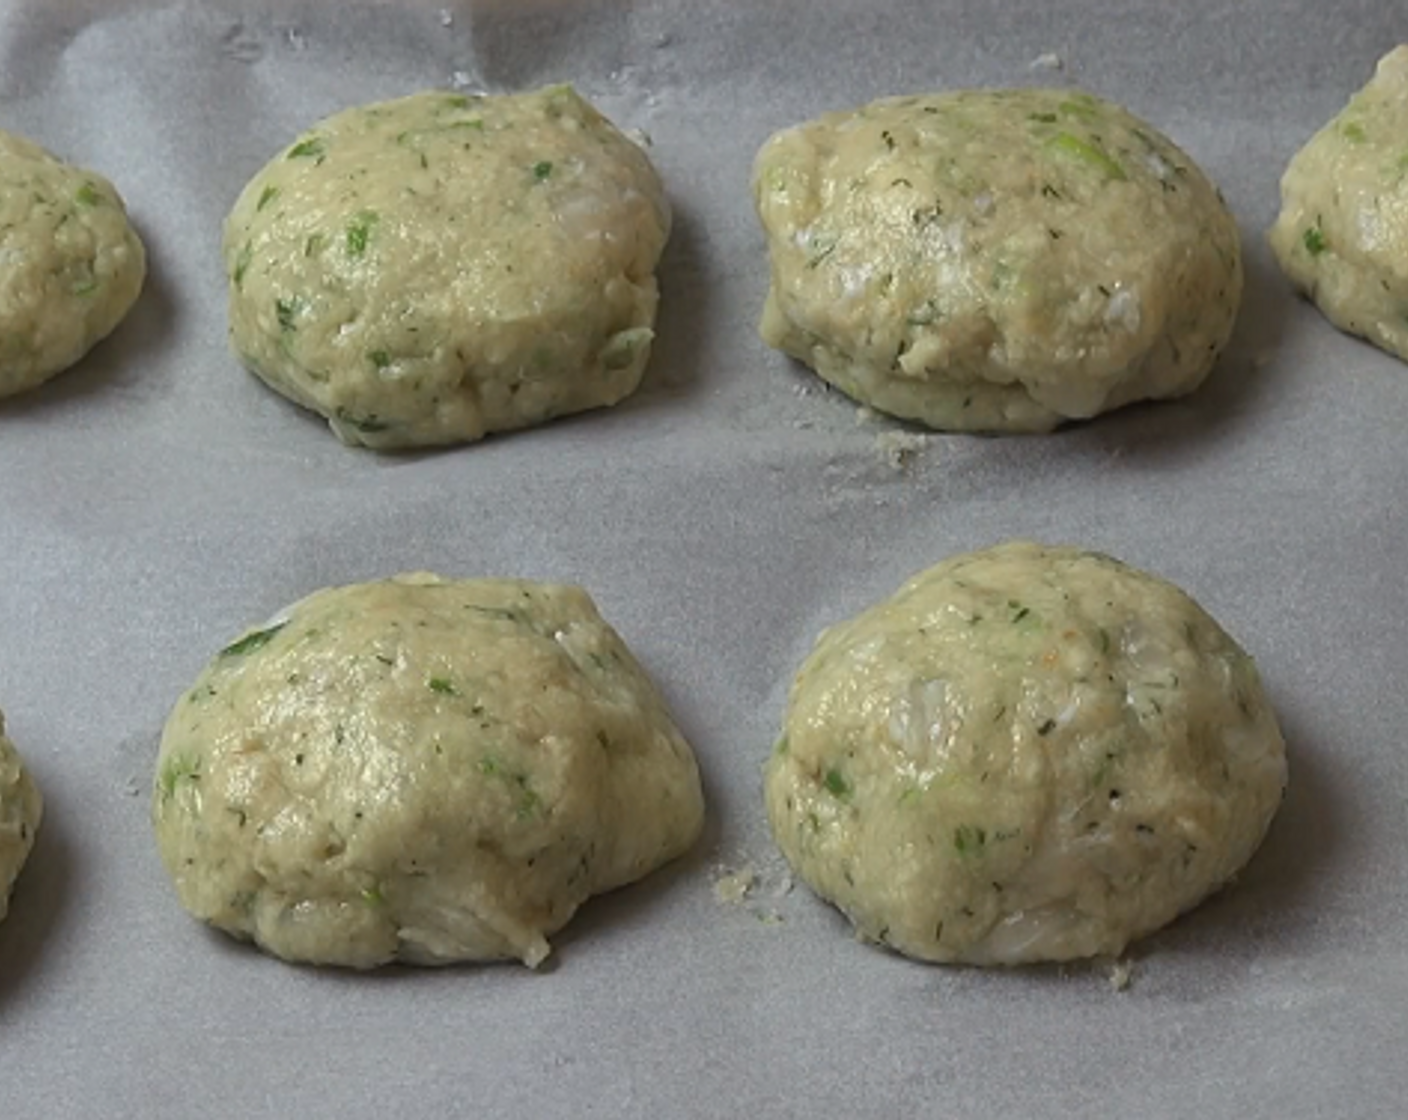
[0,130,145,398]
[1269,46,1408,362]
[224,86,670,449]
[765,542,1287,965]
[753,89,1242,431]
[0,711,43,925]
[152,574,705,969]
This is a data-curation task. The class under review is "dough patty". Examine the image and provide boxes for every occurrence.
[765,542,1286,964]
[753,89,1242,431]
[224,86,671,449]
[1269,47,1408,362]
[0,130,145,398]
[152,574,705,968]
[0,710,42,926]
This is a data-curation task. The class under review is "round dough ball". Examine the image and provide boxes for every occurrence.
[765,542,1286,965]
[0,131,145,398]
[223,86,671,450]
[152,574,704,968]
[0,710,43,925]
[753,89,1242,432]
[1268,47,1408,362]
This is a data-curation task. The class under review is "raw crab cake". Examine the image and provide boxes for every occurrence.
[224,85,671,449]
[765,542,1286,965]
[0,130,145,398]
[753,89,1242,431]
[153,573,705,968]
[1269,46,1408,362]
[0,710,43,925]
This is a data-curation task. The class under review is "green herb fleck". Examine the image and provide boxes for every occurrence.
[304,232,325,258]
[233,241,253,287]
[337,411,390,433]
[806,232,838,268]
[158,754,201,801]
[75,182,102,207]
[1342,121,1367,143]
[1046,132,1127,180]
[516,786,541,818]
[256,184,280,211]
[287,137,325,160]
[773,736,789,757]
[1303,224,1327,256]
[953,824,987,856]
[601,327,652,371]
[369,349,391,370]
[466,604,525,623]
[219,622,287,658]
[360,885,385,907]
[1037,718,1057,736]
[823,767,851,800]
[428,677,457,695]
[346,211,379,257]
[478,756,502,776]
[275,296,303,332]
[72,277,98,297]
[532,160,554,181]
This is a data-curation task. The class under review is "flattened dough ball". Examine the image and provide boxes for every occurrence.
[1269,47,1408,361]
[223,86,671,449]
[765,542,1286,965]
[0,710,43,925]
[152,574,704,968]
[0,131,145,398]
[753,89,1243,431]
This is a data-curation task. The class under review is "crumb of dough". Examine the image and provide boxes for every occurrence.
[713,864,758,905]
[1109,958,1134,992]
[1029,52,1064,71]
[876,429,928,470]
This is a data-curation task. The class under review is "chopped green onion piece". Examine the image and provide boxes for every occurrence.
[1046,132,1127,181]
[220,622,287,657]
[287,138,325,160]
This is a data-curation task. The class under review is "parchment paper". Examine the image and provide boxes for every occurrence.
[1,2,1405,1116]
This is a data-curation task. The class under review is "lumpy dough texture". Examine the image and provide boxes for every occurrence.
[224,86,671,449]
[765,542,1287,965]
[1269,46,1408,362]
[753,89,1243,431]
[152,574,705,968]
[0,130,145,398]
[0,710,43,925]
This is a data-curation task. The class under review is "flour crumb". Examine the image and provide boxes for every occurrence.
[284,26,307,51]
[450,69,475,91]
[1029,52,1064,71]
[713,864,757,905]
[855,405,877,426]
[439,8,453,27]
[1109,958,1134,992]
[876,429,927,470]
